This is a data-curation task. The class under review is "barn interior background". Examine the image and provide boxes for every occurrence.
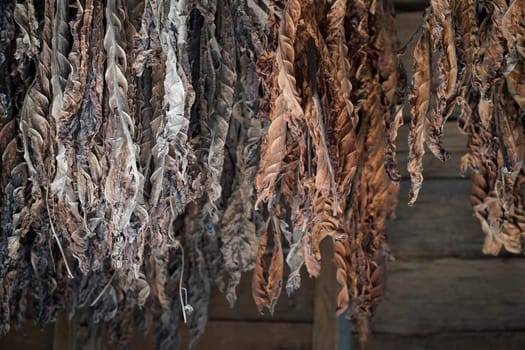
[0,0,524,349]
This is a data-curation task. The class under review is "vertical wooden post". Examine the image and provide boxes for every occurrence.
[53,312,104,350]
[53,313,69,350]
[312,237,338,350]
[338,312,351,350]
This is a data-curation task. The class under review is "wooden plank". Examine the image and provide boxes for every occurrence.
[128,321,312,350]
[337,315,352,350]
[52,314,70,350]
[396,122,467,153]
[128,332,154,350]
[394,0,428,12]
[0,320,310,350]
[181,321,312,350]
[365,332,525,350]
[209,269,314,322]
[389,179,484,258]
[394,0,427,5]
[0,322,54,350]
[372,258,525,334]
[312,238,337,350]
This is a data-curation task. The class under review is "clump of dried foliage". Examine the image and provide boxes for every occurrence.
[408,0,525,257]
[1,0,524,348]
[1,0,265,348]
[254,0,405,344]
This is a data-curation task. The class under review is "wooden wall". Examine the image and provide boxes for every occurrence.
[364,119,525,349]
[364,19,525,343]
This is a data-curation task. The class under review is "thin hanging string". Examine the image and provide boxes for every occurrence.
[89,241,194,325]
[90,272,116,307]
[171,240,194,324]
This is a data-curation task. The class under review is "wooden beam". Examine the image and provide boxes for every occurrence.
[366,332,525,350]
[0,321,53,350]
[338,314,352,350]
[394,0,428,12]
[389,179,484,259]
[372,258,525,334]
[181,321,312,350]
[52,314,69,350]
[312,238,338,350]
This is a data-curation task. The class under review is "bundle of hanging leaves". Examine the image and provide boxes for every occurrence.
[253,0,405,344]
[1,0,266,348]
[408,0,525,256]
[1,0,525,348]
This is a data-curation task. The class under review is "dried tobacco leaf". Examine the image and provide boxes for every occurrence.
[255,0,303,207]
[411,0,525,258]
[253,0,405,344]
[0,0,266,346]
[9,0,525,348]
[408,24,431,205]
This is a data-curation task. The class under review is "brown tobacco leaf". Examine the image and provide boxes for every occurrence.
[431,0,458,109]
[305,37,336,200]
[19,0,53,186]
[266,214,284,314]
[384,107,404,182]
[454,0,479,76]
[470,171,504,255]
[476,0,507,109]
[454,0,480,130]
[252,209,284,315]
[201,0,237,236]
[450,0,525,257]
[334,238,350,315]
[0,11,29,326]
[253,0,403,343]
[16,0,58,303]
[502,0,524,53]
[327,0,359,194]
[76,0,107,272]
[220,119,261,306]
[13,0,40,70]
[506,60,525,111]
[518,22,525,59]
[103,0,141,239]
[220,1,263,305]
[351,76,391,345]
[506,17,525,111]
[255,0,303,207]
[377,1,406,184]
[53,0,98,273]
[62,0,94,122]
[252,228,270,313]
[425,0,456,161]
[408,26,431,205]
[49,0,72,193]
[310,194,342,274]
[150,0,194,214]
